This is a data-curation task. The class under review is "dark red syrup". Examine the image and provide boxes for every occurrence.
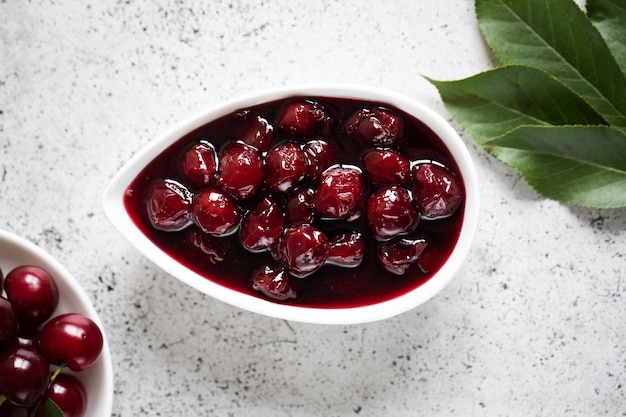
[123,96,465,309]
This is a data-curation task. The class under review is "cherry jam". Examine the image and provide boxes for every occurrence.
[124,96,465,308]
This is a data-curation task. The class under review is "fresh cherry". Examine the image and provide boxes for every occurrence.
[265,143,308,193]
[344,106,404,146]
[302,139,338,179]
[236,115,275,152]
[4,265,59,330]
[181,227,226,265]
[192,188,241,236]
[145,179,193,232]
[327,231,366,268]
[180,141,218,189]
[366,186,419,241]
[412,162,463,219]
[274,225,330,278]
[0,297,18,349]
[251,263,297,301]
[32,373,87,417]
[240,196,285,252]
[38,313,104,372]
[314,165,364,219]
[277,100,331,138]
[378,238,429,275]
[286,187,316,226]
[362,148,410,186]
[217,142,264,200]
[0,345,50,407]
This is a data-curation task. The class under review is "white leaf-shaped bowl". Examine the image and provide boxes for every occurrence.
[102,84,479,325]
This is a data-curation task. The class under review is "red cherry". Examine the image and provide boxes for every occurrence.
[236,115,275,152]
[181,227,227,265]
[0,345,50,407]
[345,107,404,146]
[192,188,242,236]
[180,141,218,189]
[362,148,410,186]
[240,196,285,252]
[32,373,87,417]
[313,165,364,219]
[366,186,419,241]
[274,225,330,278]
[302,139,338,179]
[327,231,366,268]
[251,263,297,301]
[286,187,315,226]
[218,142,264,200]
[265,143,308,193]
[412,162,463,219]
[277,100,331,138]
[145,179,193,232]
[4,265,59,330]
[378,238,428,275]
[0,297,19,349]
[38,313,104,372]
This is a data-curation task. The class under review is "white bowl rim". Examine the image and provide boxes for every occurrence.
[102,83,479,325]
[0,229,114,416]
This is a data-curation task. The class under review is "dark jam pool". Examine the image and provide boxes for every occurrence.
[124,96,465,309]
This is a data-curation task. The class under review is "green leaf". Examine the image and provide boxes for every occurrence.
[426,65,607,145]
[487,125,626,208]
[43,399,64,417]
[587,0,626,75]
[475,0,626,130]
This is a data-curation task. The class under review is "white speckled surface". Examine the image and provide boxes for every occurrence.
[1,1,624,416]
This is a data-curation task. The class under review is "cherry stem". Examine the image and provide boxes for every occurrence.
[29,362,67,417]
[0,394,6,405]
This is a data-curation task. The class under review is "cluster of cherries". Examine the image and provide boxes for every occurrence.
[143,98,464,301]
[0,265,103,417]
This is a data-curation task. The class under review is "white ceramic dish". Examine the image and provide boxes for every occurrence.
[102,84,479,325]
[0,229,114,417]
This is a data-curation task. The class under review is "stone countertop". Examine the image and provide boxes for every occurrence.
[1,1,624,416]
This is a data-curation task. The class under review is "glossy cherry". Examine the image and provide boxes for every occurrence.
[362,148,410,186]
[192,188,241,236]
[366,186,419,241]
[251,263,297,301]
[327,231,366,268]
[32,373,87,417]
[218,142,265,200]
[236,115,275,152]
[145,179,193,232]
[240,196,285,252]
[344,106,404,146]
[412,162,463,219]
[38,313,104,372]
[277,100,331,138]
[4,265,59,330]
[313,165,364,219]
[0,297,18,349]
[180,141,218,189]
[286,187,315,226]
[302,139,338,179]
[0,344,50,407]
[378,238,429,275]
[274,225,329,278]
[265,143,308,193]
